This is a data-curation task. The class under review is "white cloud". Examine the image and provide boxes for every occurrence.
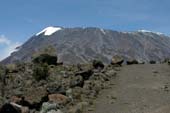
[0,35,11,45]
[0,35,22,61]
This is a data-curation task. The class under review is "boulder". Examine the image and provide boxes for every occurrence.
[70,76,84,88]
[126,59,138,65]
[40,102,59,113]
[48,94,69,105]
[111,55,124,66]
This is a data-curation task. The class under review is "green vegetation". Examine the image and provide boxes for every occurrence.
[33,54,58,65]
[92,59,104,69]
[32,63,49,81]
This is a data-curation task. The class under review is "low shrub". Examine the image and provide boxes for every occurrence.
[32,64,49,81]
[33,54,58,65]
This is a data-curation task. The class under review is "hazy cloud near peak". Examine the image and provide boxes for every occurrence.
[0,35,11,45]
[0,35,21,61]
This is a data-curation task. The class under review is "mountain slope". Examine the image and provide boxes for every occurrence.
[2,27,170,64]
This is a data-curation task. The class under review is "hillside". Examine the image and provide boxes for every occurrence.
[2,27,170,64]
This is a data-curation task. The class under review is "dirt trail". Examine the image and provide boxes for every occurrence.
[88,64,170,113]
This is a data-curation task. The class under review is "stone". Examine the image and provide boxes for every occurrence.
[24,87,47,104]
[46,83,65,95]
[56,110,63,113]
[111,55,124,66]
[47,110,57,113]
[0,103,20,113]
[47,109,63,113]
[10,95,22,104]
[105,70,117,77]
[69,102,88,113]
[75,70,93,80]
[126,59,138,65]
[40,102,59,113]
[21,107,29,113]
[83,80,101,98]
[70,76,84,88]
[71,87,83,101]
[10,102,30,113]
[66,89,73,100]
[48,94,69,105]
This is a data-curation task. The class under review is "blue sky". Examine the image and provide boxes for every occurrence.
[0,0,170,60]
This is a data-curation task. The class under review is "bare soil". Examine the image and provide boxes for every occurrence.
[87,64,170,113]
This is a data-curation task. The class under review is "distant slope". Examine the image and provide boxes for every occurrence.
[2,27,170,64]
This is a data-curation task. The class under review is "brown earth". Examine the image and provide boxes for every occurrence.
[87,64,170,113]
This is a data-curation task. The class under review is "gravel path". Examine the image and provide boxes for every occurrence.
[88,64,170,113]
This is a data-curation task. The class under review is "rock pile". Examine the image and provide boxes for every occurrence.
[0,58,118,113]
[0,53,149,113]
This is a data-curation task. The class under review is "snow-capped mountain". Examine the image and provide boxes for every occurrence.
[36,26,63,36]
[2,26,170,64]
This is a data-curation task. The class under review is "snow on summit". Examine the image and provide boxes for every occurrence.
[137,29,163,35]
[36,26,62,36]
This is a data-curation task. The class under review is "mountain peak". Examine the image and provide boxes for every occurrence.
[36,26,63,36]
[137,29,163,35]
